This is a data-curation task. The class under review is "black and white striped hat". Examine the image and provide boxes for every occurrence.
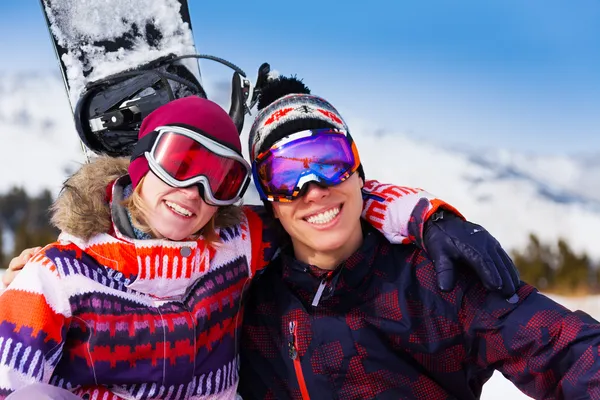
[248,76,364,180]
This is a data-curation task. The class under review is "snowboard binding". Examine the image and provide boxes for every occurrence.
[74,54,253,157]
[248,62,274,112]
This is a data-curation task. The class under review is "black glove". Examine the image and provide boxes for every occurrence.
[424,210,520,299]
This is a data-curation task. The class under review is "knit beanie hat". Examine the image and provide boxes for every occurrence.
[129,96,242,189]
[248,76,364,180]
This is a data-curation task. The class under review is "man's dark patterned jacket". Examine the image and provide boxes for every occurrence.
[239,225,600,400]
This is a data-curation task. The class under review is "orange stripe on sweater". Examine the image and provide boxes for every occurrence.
[85,240,214,280]
[0,290,68,344]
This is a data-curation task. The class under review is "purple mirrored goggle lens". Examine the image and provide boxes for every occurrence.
[254,131,361,201]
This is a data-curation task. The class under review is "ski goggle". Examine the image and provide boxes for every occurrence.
[253,128,361,202]
[144,126,251,206]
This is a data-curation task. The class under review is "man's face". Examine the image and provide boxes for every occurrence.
[272,173,364,265]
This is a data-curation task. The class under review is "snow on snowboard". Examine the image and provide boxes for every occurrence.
[39,0,258,157]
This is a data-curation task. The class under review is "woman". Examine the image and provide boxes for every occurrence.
[0,89,517,398]
[0,96,258,399]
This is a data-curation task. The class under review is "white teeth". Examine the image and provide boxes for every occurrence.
[165,201,193,217]
[305,207,340,225]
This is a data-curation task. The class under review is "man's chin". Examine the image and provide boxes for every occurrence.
[308,237,349,254]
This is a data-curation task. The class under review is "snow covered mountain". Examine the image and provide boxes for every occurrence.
[0,71,86,195]
[1,72,599,259]
[340,120,600,259]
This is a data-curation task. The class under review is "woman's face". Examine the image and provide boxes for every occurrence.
[139,172,218,241]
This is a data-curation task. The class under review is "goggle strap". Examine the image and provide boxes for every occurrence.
[130,130,159,161]
[252,163,268,200]
[170,123,244,157]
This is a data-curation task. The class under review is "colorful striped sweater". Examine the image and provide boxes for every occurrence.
[0,158,448,399]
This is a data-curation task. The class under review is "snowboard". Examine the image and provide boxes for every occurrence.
[39,0,253,158]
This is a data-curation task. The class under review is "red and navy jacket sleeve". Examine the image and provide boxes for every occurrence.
[461,282,600,398]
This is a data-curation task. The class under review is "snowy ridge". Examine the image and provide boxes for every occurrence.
[2,72,600,260]
[0,72,85,195]
[459,147,600,206]
[42,0,198,106]
[337,119,600,260]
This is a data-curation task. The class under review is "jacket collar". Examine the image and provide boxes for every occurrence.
[60,177,216,300]
[279,223,382,301]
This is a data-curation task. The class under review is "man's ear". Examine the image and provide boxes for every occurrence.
[271,204,281,219]
[359,176,364,189]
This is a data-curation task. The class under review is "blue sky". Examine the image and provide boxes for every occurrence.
[1,1,599,155]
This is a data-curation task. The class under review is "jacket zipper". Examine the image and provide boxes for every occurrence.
[289,321,310,400]
[311,271,334,307]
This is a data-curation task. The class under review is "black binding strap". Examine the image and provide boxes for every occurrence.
[130,130,160,161]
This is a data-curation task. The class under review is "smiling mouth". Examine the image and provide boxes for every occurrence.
[304,205,342,225]
[164,200,194,218]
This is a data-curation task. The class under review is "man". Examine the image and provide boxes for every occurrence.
[238,79,600,399]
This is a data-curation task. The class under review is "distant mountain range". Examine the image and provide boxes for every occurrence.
[1,72,598,258]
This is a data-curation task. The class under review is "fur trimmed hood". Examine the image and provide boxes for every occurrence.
[51,155,130,240]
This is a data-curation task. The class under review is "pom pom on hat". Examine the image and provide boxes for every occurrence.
[257,75,311,110]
